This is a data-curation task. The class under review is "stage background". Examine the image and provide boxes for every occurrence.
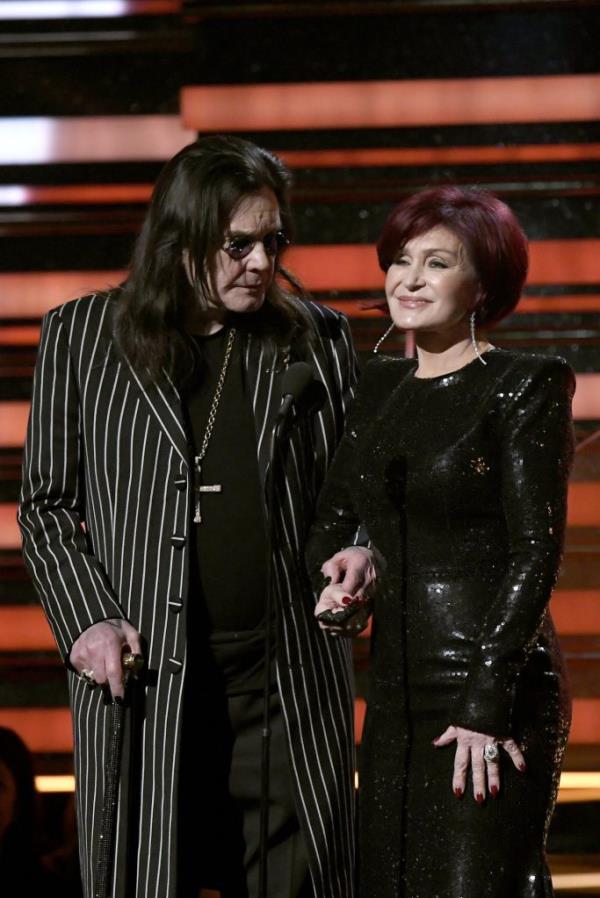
[0,1,598,893]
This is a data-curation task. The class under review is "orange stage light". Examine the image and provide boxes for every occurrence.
[279,144,600,168]
[551,591,600,636]
[0,708,72,754]
[0,606,55,651]
[0,402,30,448]
[573,374,600,421]
[0,184,153,206]
[568,484,600,527]
[355,697,366,743]
[1,241,599,316]
[570,700,600,745]
[0,504,20,549]
[181,75,600,132]
[0,325,41,345]
[0,117,193,165]
[0,271,126,318]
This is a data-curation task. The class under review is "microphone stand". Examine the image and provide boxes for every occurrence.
[257,405,293,898]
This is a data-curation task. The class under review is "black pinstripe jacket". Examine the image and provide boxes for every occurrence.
[18,292,359,898]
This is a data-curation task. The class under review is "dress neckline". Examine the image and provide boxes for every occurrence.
[409,347,498,382]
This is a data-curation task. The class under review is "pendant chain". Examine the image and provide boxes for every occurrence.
[195,327,236,465]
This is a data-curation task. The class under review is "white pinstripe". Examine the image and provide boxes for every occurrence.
[19,292,359,898]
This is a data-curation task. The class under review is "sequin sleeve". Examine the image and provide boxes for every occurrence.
[305,357,389,591]
[453,356,575,737]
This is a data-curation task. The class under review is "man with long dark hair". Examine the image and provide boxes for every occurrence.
[19,136,373,898]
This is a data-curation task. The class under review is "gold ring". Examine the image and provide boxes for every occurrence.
[122,652,145,674]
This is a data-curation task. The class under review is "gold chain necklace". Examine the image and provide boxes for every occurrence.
[193,327,236,524]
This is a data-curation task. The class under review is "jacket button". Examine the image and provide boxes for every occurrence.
[174,478,186,491]
[170,536,185,549]
[167,657,183,674]
[168,597,184,614]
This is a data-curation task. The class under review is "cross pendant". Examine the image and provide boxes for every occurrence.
[193,459,222,524]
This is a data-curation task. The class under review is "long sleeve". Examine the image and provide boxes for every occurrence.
[454,357,575,736]
[305,357,385,591]
[18,308,125,662]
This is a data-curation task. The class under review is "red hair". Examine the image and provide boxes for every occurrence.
[377,186,528,327]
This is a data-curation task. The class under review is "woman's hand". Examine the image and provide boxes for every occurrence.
[314,582,371,637]
[433,725,526,802]
[321,546,378,595]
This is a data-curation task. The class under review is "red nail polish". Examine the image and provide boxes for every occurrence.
[518,762,527,773]
[341,596,353,606]
[490,785,499,798]
[476,793,484,804]
[454,787,463,798]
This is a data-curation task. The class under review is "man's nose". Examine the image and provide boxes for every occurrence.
[246,242,272,271]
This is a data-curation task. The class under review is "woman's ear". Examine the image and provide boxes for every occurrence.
[468,285,486,314]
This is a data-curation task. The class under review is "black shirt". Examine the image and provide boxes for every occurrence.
[183,328,269,693]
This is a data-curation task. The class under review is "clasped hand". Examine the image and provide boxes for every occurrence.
[433,725,526,801]
[314,546,376,636]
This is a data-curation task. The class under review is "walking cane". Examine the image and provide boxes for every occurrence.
[94,651,145,898]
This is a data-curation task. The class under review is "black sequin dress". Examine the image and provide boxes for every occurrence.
[306,348,575,898]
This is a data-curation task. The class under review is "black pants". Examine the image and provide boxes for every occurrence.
[179,686,312,898]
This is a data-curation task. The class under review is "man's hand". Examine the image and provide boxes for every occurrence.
[321,546,377,594]
[69,618,143,699]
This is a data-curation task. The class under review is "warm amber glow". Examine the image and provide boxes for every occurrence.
[568,484,600,527]
[354,697,366,744]
[279,144,600,168]
[35,775,75,793]
[572,374,600,420]
[0,402,30,448]
[552,872,600,889]
[0,117,193,165]
[0,607,55,651]
[181,75,600,132]
[0,325,41,344]
[0,271,126,317]
[0,183,153,206]
[0,708,72,753]
[552,591,600,635]
[518,295,600,314]
[569,699,600,744]
[2,242,599,317]
[0,504,20,549]
[560,772,600,789]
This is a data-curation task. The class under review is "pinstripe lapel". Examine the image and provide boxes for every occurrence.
[123,360,189,469]
[243,333,289,490]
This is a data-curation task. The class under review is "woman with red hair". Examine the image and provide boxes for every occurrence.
[307,187,574,897]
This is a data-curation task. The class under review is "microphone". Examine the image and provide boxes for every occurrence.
[276,362,315,421]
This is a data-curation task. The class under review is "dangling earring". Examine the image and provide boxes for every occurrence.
[373,323,396,354]
[470,310,487,366]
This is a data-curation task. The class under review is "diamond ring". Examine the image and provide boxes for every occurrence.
[483,743,500,763]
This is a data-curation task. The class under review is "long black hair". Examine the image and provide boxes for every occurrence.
[112,135,309,384]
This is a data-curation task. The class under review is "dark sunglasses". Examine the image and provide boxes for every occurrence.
[222,230,289,261]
